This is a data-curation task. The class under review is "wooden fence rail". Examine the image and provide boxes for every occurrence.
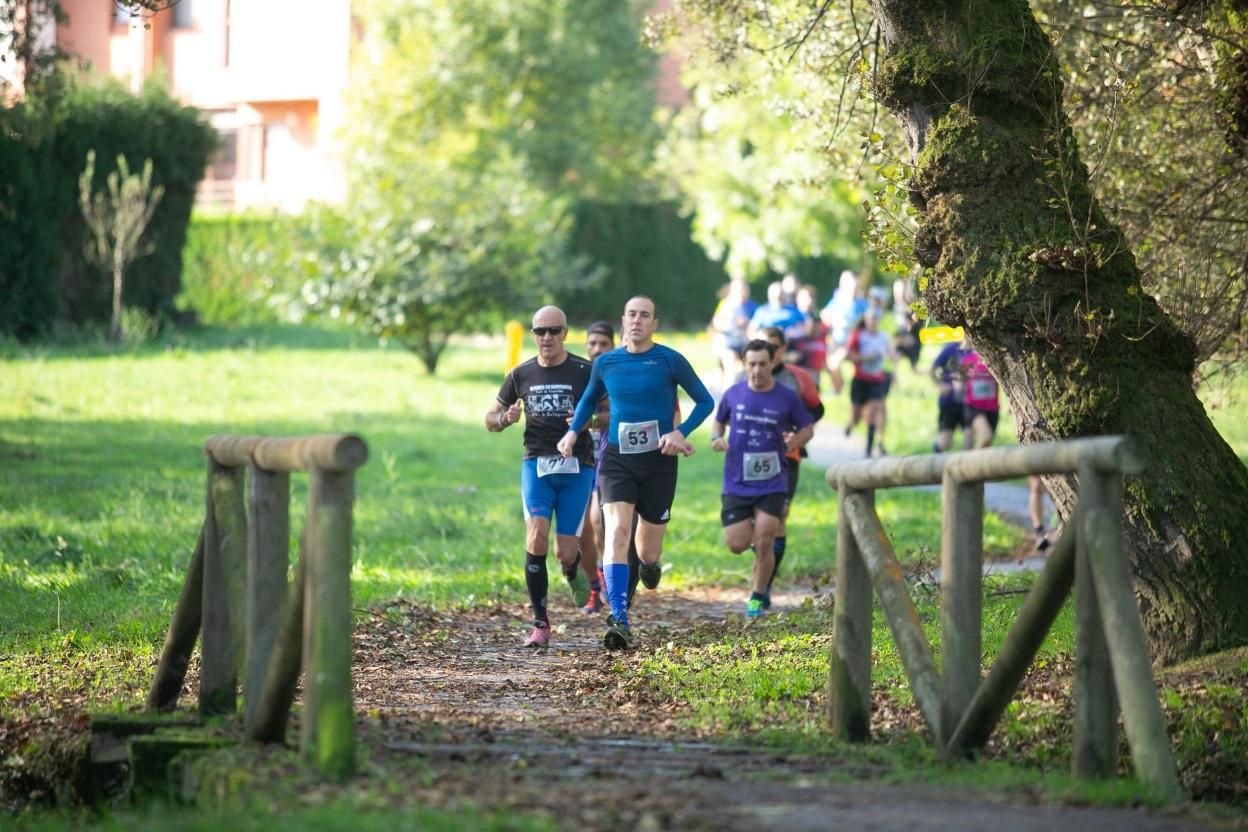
[824,436,1181,802]
[146,433,367,780]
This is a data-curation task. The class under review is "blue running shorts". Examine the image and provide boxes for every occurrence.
[520,458,596,537]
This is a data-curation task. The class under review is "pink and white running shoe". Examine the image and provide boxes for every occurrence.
[523,621,550,648]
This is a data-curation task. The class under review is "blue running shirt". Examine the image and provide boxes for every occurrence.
[570,343,713,448]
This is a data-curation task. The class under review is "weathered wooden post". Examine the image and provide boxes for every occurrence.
[244,466,290,734]
[1084,484,1182,801]
[249,550,306,744]
[828,482,873,741]
[843,491,943,740]
[945,524,1075,756]
[147,526,205,711]
[302,465,357,779]
[200,457,248,716]
[939,471,983,746]
[1072,463,1118,780]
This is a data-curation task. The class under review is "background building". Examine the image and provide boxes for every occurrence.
[54,0,353,211]
[43,0,684,212]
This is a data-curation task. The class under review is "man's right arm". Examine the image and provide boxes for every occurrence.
[488,372,520,432]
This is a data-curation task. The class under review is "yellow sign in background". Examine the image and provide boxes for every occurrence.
[919,325,965,345]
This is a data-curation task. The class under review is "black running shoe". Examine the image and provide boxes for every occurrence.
[604,624,632,651]
[639,560,662,590]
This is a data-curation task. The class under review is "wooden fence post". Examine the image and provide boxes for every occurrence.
[843,491,943,741]
[244,467,290,735]
[1084,495,1182,802]
[940,472,983,746]
[147,525,205,712]
[249,549,306,744]
[829,485,873,741]
[945,523,1076,756]
[302,466,356,779]
[200,458,246,716]
[1073,465,1118,780]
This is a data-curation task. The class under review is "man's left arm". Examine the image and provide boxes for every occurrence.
[784,395,816,452]
[672,352,714,438]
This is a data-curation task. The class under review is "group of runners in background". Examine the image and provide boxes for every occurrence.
[487,279,1051,651]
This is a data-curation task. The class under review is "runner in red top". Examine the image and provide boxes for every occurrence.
[844,308,894,457]
[960,348,999,449]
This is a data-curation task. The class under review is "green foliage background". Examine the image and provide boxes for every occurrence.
[0,78,215,339]
[53,81,217,327]
[0,125,62,339]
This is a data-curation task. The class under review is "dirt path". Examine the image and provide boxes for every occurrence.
[349,589,1216,831]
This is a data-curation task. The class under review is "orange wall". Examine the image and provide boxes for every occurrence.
[57,0,116,77]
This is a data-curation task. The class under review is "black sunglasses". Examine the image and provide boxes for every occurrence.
[532,326,565,336]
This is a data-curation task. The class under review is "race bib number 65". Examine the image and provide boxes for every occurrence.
[743,451,781,482]
[619,420,660,454]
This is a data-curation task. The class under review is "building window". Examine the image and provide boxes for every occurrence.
[171,0,193,28]
[208,127,237,181]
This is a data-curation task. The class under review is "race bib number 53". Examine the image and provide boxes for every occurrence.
[619,420,660,454]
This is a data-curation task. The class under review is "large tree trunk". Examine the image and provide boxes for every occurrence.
[867,0,1248,664]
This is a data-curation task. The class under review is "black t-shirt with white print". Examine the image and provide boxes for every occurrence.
[497,353,597,466]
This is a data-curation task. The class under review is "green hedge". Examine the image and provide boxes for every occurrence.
[0,77,215,339]
[562,201,727,327]
[54,81,217,326]
[564,202,855,325]
[0,124,61,339]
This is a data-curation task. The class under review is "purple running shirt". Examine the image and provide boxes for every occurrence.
[715,381,813,497]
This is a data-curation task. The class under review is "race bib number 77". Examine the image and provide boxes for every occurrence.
[537,455,580,478]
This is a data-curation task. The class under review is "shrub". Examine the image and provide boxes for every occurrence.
[1,76,215,339]
[179,213,301,327]
[0,114,62,339]
[53,79,217,327]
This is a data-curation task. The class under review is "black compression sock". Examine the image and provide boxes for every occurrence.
[627,539,641,608]
[768,536,786,592]
[562,550,582,582]
[866,426,876,455]
[525,552,548,622]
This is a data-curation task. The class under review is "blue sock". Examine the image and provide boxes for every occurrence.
[605,563,630,628]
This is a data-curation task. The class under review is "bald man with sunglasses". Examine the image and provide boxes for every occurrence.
[487,305,603,648]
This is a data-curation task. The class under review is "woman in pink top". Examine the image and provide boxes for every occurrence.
[960,347,999,448]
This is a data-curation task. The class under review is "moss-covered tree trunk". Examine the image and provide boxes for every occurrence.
[866,0,1248,664]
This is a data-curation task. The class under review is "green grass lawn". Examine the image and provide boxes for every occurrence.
[2,323,1246,820]
[0,325,1028,707]
[2,323,1245,703]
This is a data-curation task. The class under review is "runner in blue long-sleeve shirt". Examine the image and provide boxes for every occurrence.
[558,296,713,649]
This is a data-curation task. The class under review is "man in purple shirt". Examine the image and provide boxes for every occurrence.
[710,339,815,618]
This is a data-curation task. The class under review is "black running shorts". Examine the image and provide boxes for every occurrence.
[598,444,679,525]
[965,406,1000,433]
[720,491,787,527]
[938,402,966,431]
[785,458,801,502]
[850,377,888,406]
